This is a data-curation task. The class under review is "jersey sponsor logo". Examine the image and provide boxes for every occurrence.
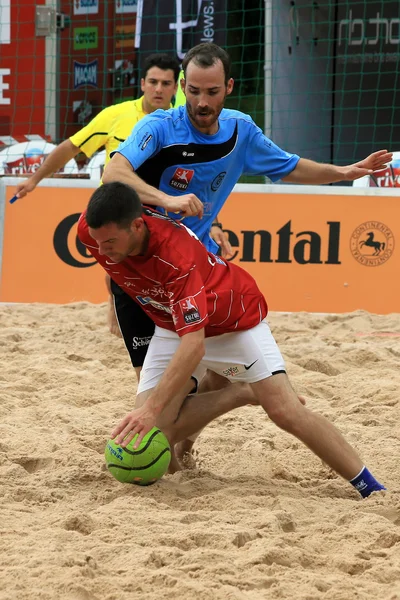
[211,171,226,192]
[169,168,195,191]
[140,134,152,150]
[244,359,258,370]
[179,296,201,324]
[222,362,257,377]
[141,286,173,299]
[182,151,195,157]
[74,60,98,89]
[136,295,172,313]
[222,366,241,377]
[208,254,226,267]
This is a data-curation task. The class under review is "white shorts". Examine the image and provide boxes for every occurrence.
[137,319,286,395]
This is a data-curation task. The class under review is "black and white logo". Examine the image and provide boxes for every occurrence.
[211,171,226,192]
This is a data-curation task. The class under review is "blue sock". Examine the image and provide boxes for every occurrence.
[350,466,386,498]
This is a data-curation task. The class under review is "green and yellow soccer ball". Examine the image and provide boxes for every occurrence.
[105,427,171,486]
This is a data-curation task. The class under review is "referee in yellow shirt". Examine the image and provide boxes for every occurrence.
[15,54,181,191]
[15,54,181,334]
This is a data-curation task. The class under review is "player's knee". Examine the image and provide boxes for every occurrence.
[263,400,304,434]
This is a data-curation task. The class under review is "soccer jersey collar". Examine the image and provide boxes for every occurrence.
[134,96,146,116]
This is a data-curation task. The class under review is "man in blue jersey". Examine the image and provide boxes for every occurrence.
[103,43,391,254]
[102,42,391,369]
[101,42,391,464]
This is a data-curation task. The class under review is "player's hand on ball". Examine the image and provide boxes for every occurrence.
[112,406,157,449]
[210,225,234,259]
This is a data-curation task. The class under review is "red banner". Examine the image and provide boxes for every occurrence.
[0,0,46,138]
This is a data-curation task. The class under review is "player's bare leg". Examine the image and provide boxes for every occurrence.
[105,274,122,338]
[164,383,257,453]
[133,377,255,473]
[250,373,363,480]
[175,372,307,467]
[175,370,230,465]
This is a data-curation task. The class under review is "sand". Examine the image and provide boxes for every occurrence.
[1,302,399,600]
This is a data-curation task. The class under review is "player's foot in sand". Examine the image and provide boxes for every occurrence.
[168,450,184,473]
[175,439,197,469]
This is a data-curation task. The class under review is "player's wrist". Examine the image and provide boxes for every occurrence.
[158,193,173,210]
[27,173,42,186]
[336,165,348,180]
[145,396,164,416]
[211,221,223,229]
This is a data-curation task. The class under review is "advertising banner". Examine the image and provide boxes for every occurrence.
[0,0,46,138]
[1,184,105,304]
[59,0,138,141]
[1,184,399,314]
[135,0,227,70]
[73,0,99,16]
[334,1,400,164]
[115,0,137,14]
[219,191,399,314]
[73,27,99,51]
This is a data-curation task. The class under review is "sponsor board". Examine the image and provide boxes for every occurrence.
[73,0,99,15]
[73,27,98,50]
[73,60,98,89]
[115,0,137,14]
[1,185,400,313]
[115,24,135,49]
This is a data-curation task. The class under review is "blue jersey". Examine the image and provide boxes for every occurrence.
[115,106,300,252]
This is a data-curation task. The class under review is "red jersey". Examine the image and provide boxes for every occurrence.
[78,208,268,337]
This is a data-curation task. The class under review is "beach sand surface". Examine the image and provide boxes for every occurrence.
[1,303,399,600]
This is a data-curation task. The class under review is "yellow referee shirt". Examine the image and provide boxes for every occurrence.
[69,96,147,167]
[174,70,186,109]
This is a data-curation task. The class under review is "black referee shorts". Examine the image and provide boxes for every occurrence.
[111,279,155,368]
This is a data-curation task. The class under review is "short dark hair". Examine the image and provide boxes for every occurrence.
[86,182,143,229]
[142,53,180,83]
[182,43,231,84]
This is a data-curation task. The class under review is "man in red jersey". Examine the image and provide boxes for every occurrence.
[78,182,385,498]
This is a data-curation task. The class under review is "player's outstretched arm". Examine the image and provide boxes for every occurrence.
[282,150,393,185]
[112,328,206,448]
[15,139,80,199]
[102,152,203,218]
